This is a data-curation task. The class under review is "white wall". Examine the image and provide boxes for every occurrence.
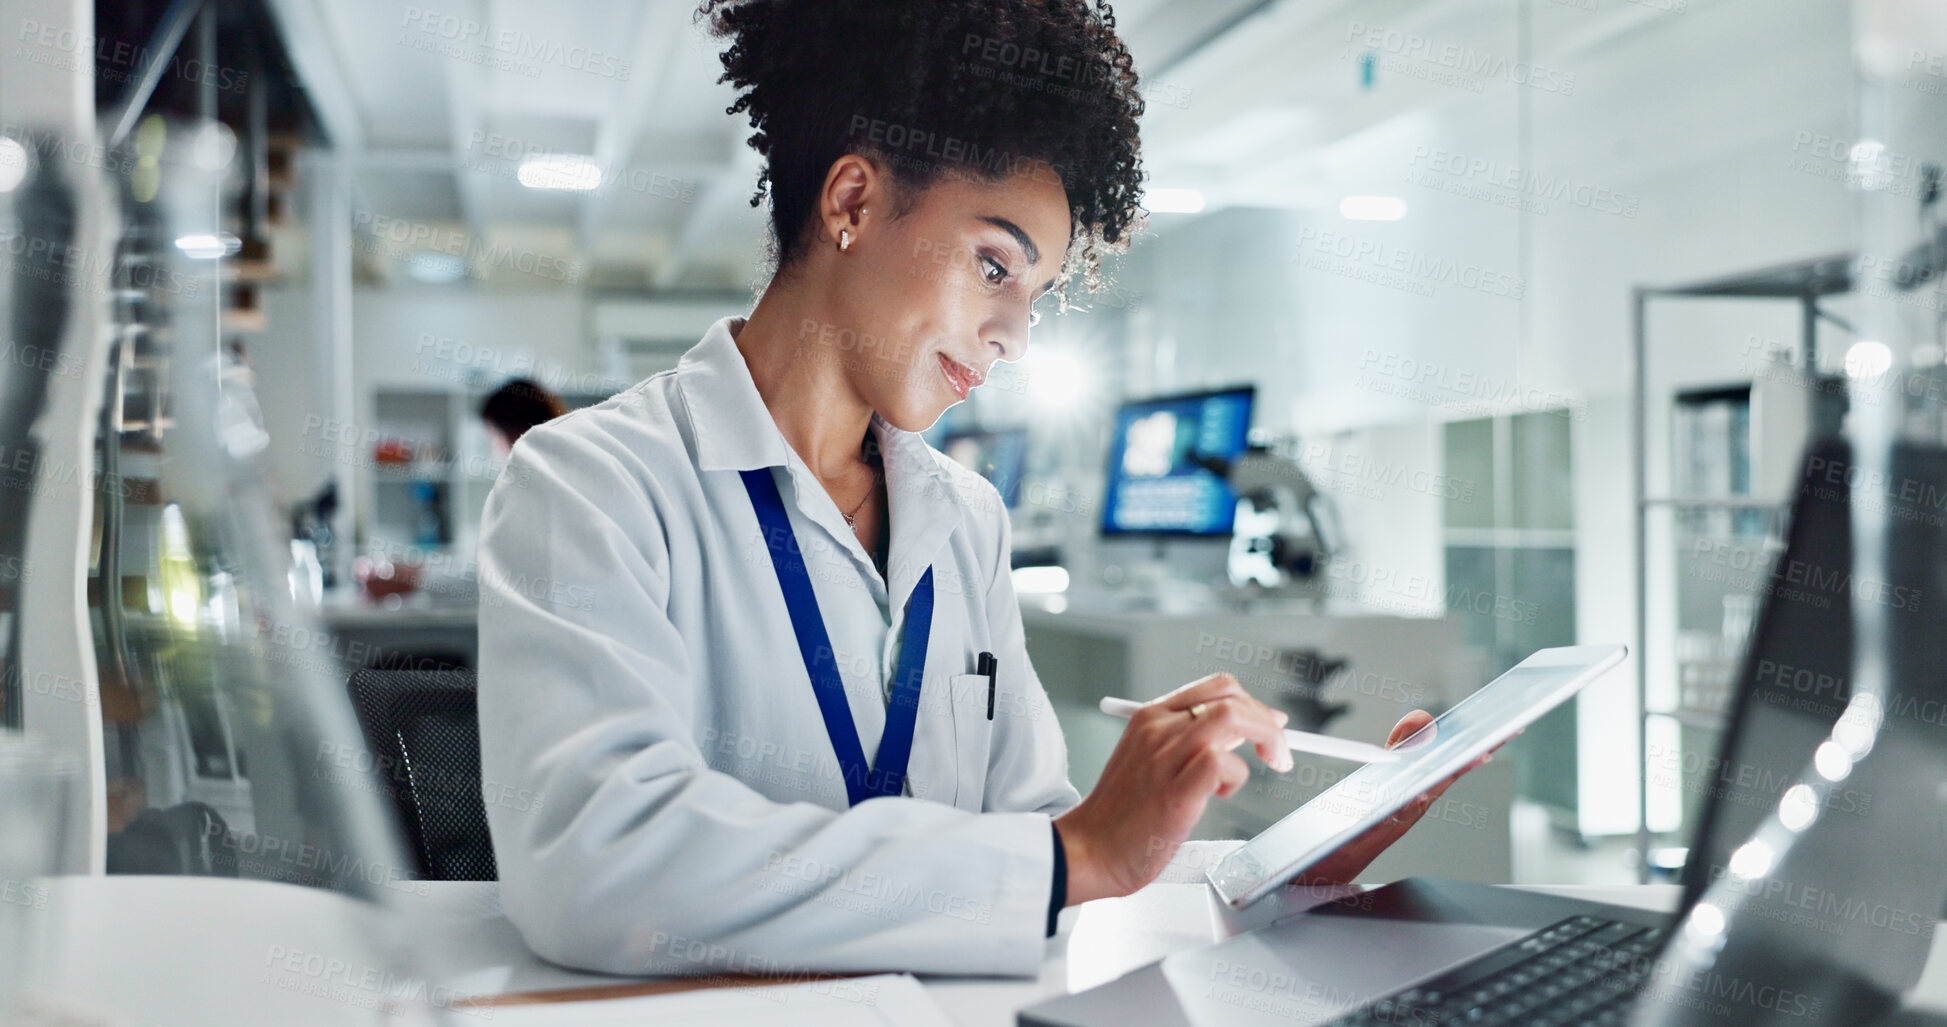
[348,288,594,395]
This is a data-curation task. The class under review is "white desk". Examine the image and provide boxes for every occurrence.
[31,844,1947,1025]
[397,841,1947,1025]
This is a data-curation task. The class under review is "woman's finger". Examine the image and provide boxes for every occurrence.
[1160,680,1292,772]
[1163,671,1247,706]
[1188,698,1290,772]
[1387,709,1434,748]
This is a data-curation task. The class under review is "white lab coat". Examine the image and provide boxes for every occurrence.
[475,316,1081,978]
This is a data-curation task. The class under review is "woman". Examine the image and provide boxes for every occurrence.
[476,0,1473,977]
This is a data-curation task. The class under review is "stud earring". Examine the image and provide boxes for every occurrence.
[839,229,852,252]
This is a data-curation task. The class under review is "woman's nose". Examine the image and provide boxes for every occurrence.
[989,311,1031,364]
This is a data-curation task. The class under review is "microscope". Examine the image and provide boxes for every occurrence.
[1223,437,1339,600]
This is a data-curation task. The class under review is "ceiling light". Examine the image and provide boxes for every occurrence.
[403,251,470,284]
[517,155,602,191]
[173,233,240,259]
[1339,196,1407,221]
[1143,188,1205,214]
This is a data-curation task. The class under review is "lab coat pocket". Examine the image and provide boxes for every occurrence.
[947,673,995,812]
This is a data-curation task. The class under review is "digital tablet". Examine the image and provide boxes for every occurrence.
[1206,644,1628,910]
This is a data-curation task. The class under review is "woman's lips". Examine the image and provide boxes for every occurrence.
[938,352,978,400]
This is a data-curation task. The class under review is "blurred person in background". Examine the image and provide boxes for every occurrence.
[479,377,568,460]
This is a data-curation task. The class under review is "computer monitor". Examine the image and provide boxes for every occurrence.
[1099,385,1255,537]
[940,428,1028,508]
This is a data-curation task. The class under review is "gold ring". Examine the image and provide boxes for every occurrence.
[1187,702,1208,720]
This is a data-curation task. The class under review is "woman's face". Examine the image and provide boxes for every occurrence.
[819,161,1071,433]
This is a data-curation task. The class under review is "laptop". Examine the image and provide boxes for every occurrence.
[1022,437,1932,1027]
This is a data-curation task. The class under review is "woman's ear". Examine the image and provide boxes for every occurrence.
[818,154,879,251]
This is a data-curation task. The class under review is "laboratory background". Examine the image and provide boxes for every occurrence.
[1,0,1946,1023]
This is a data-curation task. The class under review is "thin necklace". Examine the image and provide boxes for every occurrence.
[842,477,873,529]
[844,437,883,535]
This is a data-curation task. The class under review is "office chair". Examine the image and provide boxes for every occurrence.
[345,668,497,881]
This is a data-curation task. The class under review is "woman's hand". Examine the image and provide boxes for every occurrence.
[1290,711,1497,887]
[1052,673,1293,905]
[1054,699,1505,905]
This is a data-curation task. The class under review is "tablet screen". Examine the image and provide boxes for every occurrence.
[1207,644,1627,909]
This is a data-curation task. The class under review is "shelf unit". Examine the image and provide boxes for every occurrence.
[1628,252,1855,882]
[360,386,610,562]
[363,389,467,558]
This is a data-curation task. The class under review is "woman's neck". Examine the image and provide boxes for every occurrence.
[733,287,876,481]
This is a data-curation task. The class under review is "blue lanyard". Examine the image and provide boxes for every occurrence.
[740,468,934,806]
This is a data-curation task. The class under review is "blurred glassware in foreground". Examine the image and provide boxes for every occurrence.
[0,113,449,1024]
[0,733,76,1018]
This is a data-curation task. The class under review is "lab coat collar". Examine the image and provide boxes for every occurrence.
[677,316,961,604]
[872,412,959,606]
[677,316,793,474]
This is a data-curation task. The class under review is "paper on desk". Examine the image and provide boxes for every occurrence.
[480,973,954,1026]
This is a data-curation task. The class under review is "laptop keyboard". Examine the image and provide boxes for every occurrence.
[1320,914,1667,1027]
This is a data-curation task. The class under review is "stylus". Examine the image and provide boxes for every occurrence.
[1097,696,1400,764]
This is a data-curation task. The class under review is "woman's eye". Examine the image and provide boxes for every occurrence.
[980,255,1008,284]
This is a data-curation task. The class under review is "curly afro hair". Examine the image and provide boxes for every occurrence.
[698,0,1146,302]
